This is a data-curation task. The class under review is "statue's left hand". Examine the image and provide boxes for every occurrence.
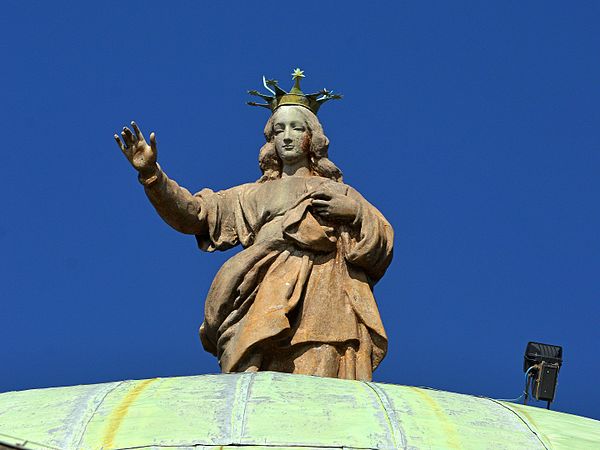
[311,189,358,222]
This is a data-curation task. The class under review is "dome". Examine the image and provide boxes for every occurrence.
[0,372,598,449]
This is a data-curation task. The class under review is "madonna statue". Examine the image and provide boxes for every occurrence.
[114,69,394,381]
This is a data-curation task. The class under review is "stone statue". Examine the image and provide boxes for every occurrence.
[114,69,394,381]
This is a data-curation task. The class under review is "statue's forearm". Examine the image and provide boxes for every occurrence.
[140,165,204,235]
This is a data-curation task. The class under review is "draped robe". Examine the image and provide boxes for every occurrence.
[145,170,393,380]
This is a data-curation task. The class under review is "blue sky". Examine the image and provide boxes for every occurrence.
[1,1,599,419]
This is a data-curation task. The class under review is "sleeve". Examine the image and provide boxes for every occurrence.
[344,186,394,283]
[193,183,257,252]
[142,166,205,235]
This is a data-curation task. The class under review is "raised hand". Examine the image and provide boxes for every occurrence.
[310,188,358,222]
[114,121,158,177]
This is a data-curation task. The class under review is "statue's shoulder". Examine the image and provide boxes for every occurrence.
[309,176,355,196]
[195,181,259,198]
[305,175,345,188]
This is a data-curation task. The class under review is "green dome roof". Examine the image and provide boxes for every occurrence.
[0,372,598,450]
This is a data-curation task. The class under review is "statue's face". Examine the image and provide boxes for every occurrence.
[272,107,309,165]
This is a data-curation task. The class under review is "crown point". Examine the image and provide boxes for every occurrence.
[292,68,305,80]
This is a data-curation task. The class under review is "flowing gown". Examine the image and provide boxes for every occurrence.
[144,170,393,380]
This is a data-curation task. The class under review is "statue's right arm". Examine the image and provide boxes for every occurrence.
[139,167,205,235]
[114,121,205,235]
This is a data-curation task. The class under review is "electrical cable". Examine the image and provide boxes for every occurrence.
[497,366,535,402]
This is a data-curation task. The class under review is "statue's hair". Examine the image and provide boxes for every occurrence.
[257,106,343,183]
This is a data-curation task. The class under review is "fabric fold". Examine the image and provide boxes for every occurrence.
[193,176,392,379]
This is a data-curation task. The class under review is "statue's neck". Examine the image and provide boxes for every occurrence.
[282,163,311,177]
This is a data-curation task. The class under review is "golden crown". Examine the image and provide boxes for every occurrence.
[247,68,342,115]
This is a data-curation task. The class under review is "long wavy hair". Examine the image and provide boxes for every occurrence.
[257,106,343,183]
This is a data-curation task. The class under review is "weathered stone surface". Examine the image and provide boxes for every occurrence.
[115,105,393,380]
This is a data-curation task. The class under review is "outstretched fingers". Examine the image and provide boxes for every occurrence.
[131,121,145,142]
[114,134,126,152]
[114,133,133,160]
[114,122,156,165]
[122,127,136,147]
[150,132,157,154]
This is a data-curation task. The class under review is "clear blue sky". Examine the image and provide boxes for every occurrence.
[1,1,599,419]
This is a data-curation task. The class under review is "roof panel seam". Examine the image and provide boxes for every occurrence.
[233,372,256,445]
[73,380,126,450]
[363,382,406,449]
[485,398,550,450]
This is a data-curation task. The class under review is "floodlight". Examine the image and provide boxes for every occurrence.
[523,341,563,409]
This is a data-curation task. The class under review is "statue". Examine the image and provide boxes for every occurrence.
[114,69,394,381]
